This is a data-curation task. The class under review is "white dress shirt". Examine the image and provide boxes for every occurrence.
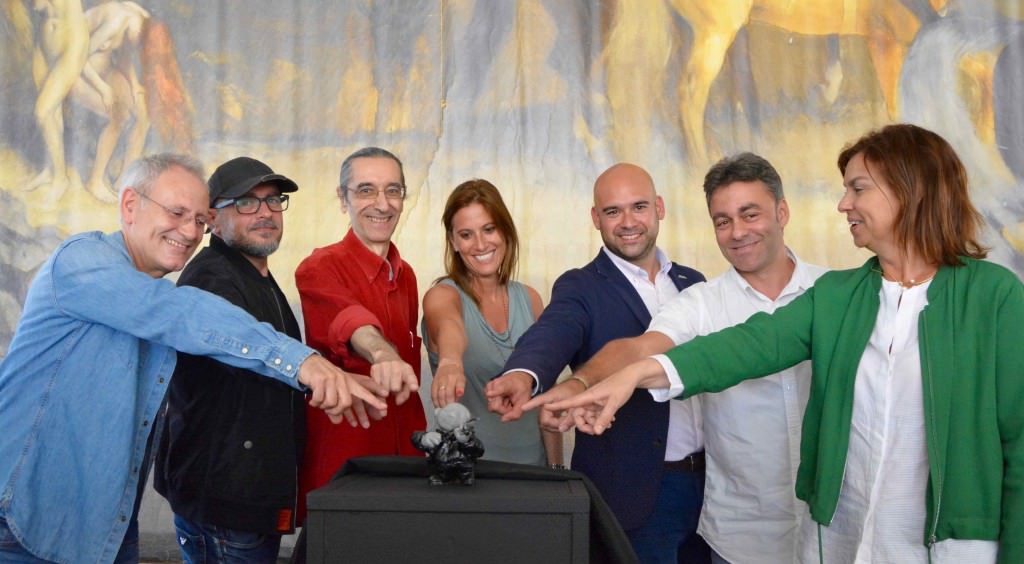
[648,251,826,563]
[604,247,703,460]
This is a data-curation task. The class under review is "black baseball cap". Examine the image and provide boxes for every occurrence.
[207,157,298,205]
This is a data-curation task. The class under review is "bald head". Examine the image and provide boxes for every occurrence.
[592,163,656,205]
[591,163,665,269]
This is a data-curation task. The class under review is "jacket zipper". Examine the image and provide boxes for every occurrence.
[291,393,298,530]
[270,283,298,529]
[922,310,942,550]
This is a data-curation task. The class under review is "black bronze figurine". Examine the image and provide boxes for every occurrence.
[412,403,485,486]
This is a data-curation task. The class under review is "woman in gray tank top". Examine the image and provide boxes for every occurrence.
[422,179,562,466]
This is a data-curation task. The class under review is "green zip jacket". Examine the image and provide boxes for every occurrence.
[666,256,1024,563]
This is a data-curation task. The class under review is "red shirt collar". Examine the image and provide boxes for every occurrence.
[341,228,403,283]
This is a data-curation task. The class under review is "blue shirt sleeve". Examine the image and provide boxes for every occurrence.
[49,235,313,388]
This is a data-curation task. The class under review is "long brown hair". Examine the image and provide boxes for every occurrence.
[837,123,987,266]
[440,179,519,305]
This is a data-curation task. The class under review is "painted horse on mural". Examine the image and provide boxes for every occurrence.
[668,0,948,162]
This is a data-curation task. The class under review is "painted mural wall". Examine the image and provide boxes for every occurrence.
[1,0,1022,355]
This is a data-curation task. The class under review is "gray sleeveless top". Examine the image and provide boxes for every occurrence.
[423,278,545,466]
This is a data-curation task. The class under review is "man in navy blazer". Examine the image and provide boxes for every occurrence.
[486,163,710,563]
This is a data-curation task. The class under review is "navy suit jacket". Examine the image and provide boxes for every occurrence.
[503,250,704,530]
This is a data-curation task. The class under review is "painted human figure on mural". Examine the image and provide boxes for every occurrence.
[25,0,188,203]
[71,1,152,202]
[25,0,89,200]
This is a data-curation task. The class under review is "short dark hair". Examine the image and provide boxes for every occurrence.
[702,152,784,206]
[440,179,519,306]
[338,147,405,202]
[838,123,987,266]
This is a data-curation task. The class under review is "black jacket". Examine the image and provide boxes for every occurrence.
[154,235,306,534]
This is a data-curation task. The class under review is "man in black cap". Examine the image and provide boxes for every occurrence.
[154,156,305,563]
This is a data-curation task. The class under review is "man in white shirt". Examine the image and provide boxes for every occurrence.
[526,152,827,563]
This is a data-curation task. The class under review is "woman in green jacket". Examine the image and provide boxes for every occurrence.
[549,124,1023,563]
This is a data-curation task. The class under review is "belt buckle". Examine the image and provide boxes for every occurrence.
[681,454,696,471]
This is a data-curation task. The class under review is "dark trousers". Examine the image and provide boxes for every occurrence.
[626,465,711,564]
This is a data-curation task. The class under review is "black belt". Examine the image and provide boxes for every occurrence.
[664,451,705,472]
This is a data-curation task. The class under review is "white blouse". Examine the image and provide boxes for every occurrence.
[798,279,997,563]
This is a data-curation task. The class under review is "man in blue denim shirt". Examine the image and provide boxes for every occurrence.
[0,154,391,564]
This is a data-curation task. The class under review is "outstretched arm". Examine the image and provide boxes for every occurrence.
[49,235,390,426]
[545,357,670,435]
[422,284,467,407]
[574,331,675,384]
[523,331,675,429]
[485,271,592,419]
[350,325,419,406]
[297,354,388,426]
[549,287,818,433]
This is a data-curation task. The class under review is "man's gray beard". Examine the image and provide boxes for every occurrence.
[233,237,279,258]
[220,220,281,258]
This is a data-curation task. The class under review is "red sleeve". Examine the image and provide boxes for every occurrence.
[327,304,382,353]
[295,250,382,365]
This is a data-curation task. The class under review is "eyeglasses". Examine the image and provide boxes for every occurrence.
[345,184,406,201]
[213,194,290,214]
[138,191,209,229]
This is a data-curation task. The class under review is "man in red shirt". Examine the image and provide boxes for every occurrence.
[295,147,425,519]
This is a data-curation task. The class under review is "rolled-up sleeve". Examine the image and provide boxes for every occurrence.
[649,354,685,401]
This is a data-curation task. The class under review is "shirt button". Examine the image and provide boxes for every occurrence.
[143,420,149,427]
[274,358,282,365]
[120,515,127,522]
[243,440,253,449]
[242,346,249,354]
[158,377,165,384]
[285,364,293,371]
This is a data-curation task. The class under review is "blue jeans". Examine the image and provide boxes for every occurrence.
[173,514,282,564]
[0,516,137,564]
[626,467,710,564]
